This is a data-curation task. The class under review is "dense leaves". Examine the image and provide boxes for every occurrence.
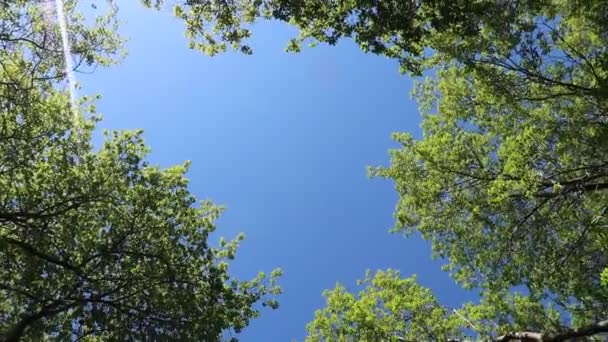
[0,92,280,340]
[305,270,462,342]
[0,0,124,88]
[143,0,496,73]
[0,1,280,340]
[371,1,608,321]
[372,61,608,319]
[306,271,608,341]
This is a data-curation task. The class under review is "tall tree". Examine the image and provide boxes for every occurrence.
[0,1,280,340]
[370,1,608,322]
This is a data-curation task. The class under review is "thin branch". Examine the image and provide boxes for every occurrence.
[1,236,82,275]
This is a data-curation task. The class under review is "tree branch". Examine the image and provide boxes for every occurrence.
[546,319,608,342]
[1,236,82,275]
[3,301,75,342]
[496,319,608,342]
[496,331,542,342]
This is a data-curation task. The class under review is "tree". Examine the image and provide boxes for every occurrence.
[142,0,507,73]
[306,270,608,342]
[372,58,608,320]
[306,270,461,342]
[0,1,280,340]
[369,1,608,323]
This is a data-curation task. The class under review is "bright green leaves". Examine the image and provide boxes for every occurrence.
[152,0,261,56]
[135,0,607,338]
[3,0,607,340]
[0,4,280,339]
[376,61,608,316]
[0,89,281,339]
[135,1,487,74]
[458,290,566,339]
[307,271,608,341]
[370,1,608,329]
[306,270,462,342]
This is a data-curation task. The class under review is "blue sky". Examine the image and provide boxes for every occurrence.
[81,2,476,340]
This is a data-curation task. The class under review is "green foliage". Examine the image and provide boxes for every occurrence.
[307,270,607,341]
[143,0,489,73]
[305,270,463,342]
[144,1,607,76]
[459,290,565,339]
[371,1,608,320]
[2,0,607,339]
[0,69,281,342]
[0,1,280,340]
[140,0,263,56]
[0,0,125,85]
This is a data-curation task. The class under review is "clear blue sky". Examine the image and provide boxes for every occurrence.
[81,3,476,340]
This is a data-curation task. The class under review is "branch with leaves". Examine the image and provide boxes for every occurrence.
[306,270,608,342]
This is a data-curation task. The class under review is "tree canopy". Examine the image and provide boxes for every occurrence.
[0,1,280,340]
[306,270,608,342]
[1,0,606,340]
[370,0,608,320]
[306,270,461,342]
